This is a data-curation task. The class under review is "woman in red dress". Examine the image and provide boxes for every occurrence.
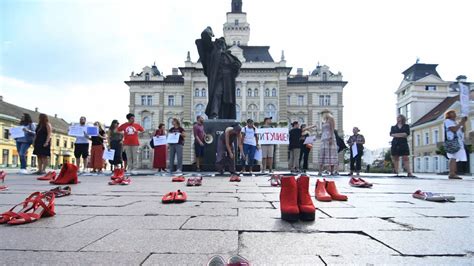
[153,123,167,172]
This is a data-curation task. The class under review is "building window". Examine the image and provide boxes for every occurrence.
[70,142,74,149]
[235,19,239,26]
[434,156,439,171]
[254,88,259,97]
[195,88,200,97]
[201,88,206,97]
[168,95,175,106]
[63,140,67,148]
[319,95,331,106]
[322,72,327,81]
[297,95,304,106]
[247,104,258,120]
[141,95,146,105]
[236,105,241,121]
[236,88,241,97]
[265,89,270,97]
[416,158,421,171]
[195,104,206,119]
[2,149,8,166]
[406,103,411,124]
[425,85,437,91]
[265,104,277,120]
[181,95,184,106]
[433,130,439,144]
[424,157,430,171]
[272,88,277,97]
[424,132,429,145]
[416,134,421,146]
[247,89,252,97]
[142,116,151,130]
[147,95,152,105]
[287,95,291,105]
[3,129,9,139]
[12,155,18,167]
[143,146,150,160]
[237,41,240,45]
[56,139,60,147]
[145,73,150,81]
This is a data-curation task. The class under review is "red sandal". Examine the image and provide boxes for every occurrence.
[0,192,42,224]
[7,192,56,225]
[37,171,56,181]
[174,190,187,203]
[162,192,176,203]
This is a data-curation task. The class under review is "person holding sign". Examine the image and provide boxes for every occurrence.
[260,117,274,174]
[444,110,467,180]
[289,121,318,173]
[118,113,144,172]
[193,116,206,172]
[90,122,106,174]
[107,120,124,170]
[73,116,90,172]
[240,119,259,176]
[14,113,36,174]
[168,118,186,174]
[33,114,52,175]
[347,127,365,176]
[153,123,167,172]
[216,124,244,175]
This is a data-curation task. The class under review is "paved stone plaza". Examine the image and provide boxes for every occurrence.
[0,171,473,265]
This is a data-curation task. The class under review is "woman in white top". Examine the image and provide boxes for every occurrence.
[444,109,467,180]
[240,119,259,176]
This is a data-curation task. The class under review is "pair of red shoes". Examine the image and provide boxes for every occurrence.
[315,179,348,201]
[186,176,202,186]
[0,191,55,225]
[109,168,131,185]
[172,176,186,182]
[349,177,373,188]
[280,175,316,222]
[0,171,7,191]
[48,163,79,185]
[230,175,241,182]
[162,190,187,203]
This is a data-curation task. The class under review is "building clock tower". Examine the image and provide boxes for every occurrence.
[223,0,250,46]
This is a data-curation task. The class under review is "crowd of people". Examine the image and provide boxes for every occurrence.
[11,108,469,179]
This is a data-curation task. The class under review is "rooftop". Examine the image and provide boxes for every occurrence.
[402,63,442,82]
[411,95,459,127]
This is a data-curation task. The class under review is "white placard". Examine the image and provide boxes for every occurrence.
[153,136,167,146]
[68,125,85,137]
[254,149,262,161]
[256,128,289,145]
[303,135,316,145]
[459,83,469,117]
[103,149,115,161]
[167,133,180,144]
[10,126,25,139]
[351,143,358,158]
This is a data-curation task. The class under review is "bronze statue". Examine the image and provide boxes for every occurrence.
[195,27,242,119]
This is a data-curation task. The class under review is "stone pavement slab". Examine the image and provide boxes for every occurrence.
[321,254,474,265]
[181,216,295,232]
[293,217,408,232]
[69,215,190,230]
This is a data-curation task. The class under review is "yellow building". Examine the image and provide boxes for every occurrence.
[0,96,76,169]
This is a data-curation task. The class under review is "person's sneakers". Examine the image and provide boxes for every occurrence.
[207,255,226,266]
[227,255,250,266]
[18,169,28,175]
[174,170,183,175]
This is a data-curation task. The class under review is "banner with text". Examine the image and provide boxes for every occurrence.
[256,128,289,145]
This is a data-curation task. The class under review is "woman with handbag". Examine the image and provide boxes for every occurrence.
[390,115,415,177]
[444,110,467,180]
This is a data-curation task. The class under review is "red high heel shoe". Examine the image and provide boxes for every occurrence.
[111,168,124,180]
[37,171,56,181]
[297,175,316,221]
[0,192,42,224]
[50,163,78,185]
[172,176,185,182]
[315,179,332,202]
[6,192,56,225]
[280,176,299,222]
[325,180,348,201]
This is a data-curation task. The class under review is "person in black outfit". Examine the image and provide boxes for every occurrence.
[390,115,415,177]
[347,127,365,175]
[299,124,311,173]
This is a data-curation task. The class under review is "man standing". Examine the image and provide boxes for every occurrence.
[260,117,274,173]
[289,121,317,173]
[118,113,144,172]
[347,127,365,176]
[240,119,259,176]
[216,124,244,175]
[193,115,206,172]
[74,116,90,173]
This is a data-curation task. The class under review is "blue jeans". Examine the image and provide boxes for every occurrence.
[16,141,32,169]
[242,144,257,170]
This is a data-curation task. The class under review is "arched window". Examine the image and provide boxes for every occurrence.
[167,117,174,129]
[142,116,151,130]
[298,117,305,124]
[236,88,241,97]
[254,88,259,97]
[272,88,277,97]
[265,104,277,120]
[322,72,327,81]
[247,89,252,97]
[168,95,175,106]
[236,104,241,121]
[201,88,206,97]
[195,88,200,97]
[145,73,150,81]
[143,146,150,160]
[195,104,206,119]
[265,89,270,97]
[247,104,258,120]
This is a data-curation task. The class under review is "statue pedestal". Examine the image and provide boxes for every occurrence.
[201,119,237,171]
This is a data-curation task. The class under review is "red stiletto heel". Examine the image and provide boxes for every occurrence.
[7,192,56,225]
[50,163,78,185]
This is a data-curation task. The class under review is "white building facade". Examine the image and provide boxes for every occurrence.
[125,0,347,169]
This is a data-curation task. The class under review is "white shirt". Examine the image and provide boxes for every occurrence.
[74,124,90,144]
[444,119,464,145]
[241,126,257,146]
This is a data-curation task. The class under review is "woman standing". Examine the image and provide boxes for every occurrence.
[444,110,467,180]
[347,127,365,176]
[15,113,36,174]
[240,119,259,176]
[168,118,185,174]
[33,114,52,175]
[107,120,124,170]
[318,110,338,176]
[90,121,106,173]
[390,115,415,177]
[299,124,311,173]
[153,123,167,172]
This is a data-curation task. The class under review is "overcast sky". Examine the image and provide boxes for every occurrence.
[1,0,473,149]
